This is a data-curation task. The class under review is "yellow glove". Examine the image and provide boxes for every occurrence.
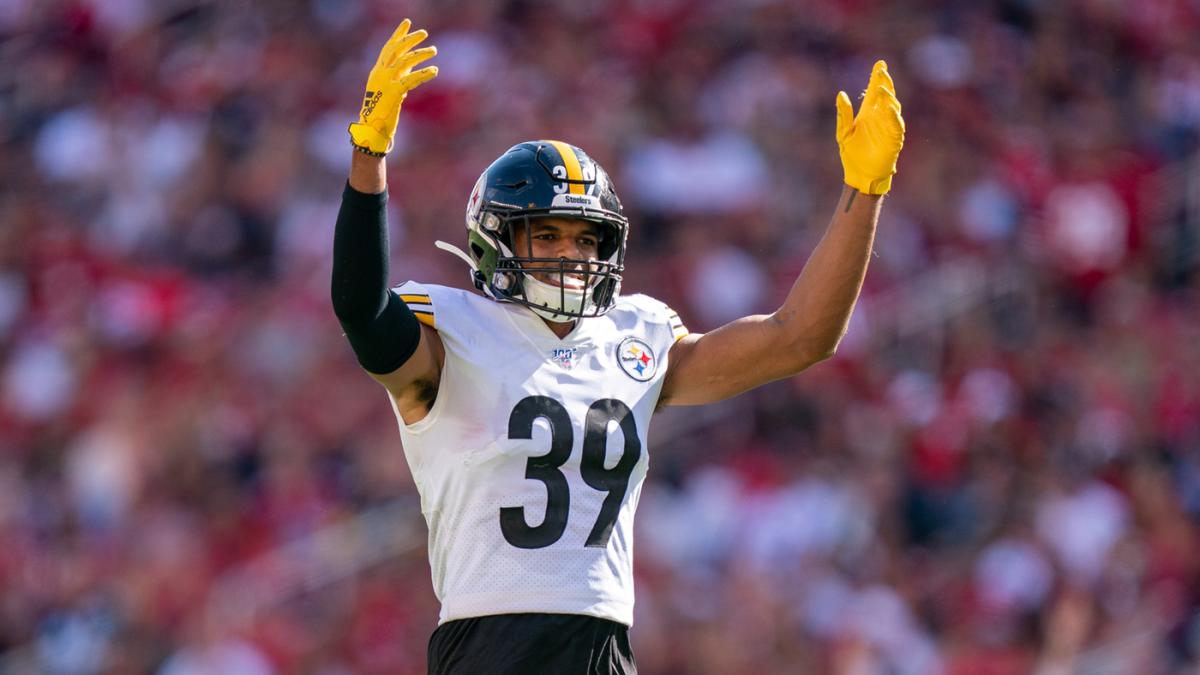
[836,61,905,195]
[348,20,438,155]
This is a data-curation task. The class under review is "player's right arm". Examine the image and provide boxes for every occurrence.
[331,21,442,423]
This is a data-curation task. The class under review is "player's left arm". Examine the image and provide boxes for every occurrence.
[660,61,904,407]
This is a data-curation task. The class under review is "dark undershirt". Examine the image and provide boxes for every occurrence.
[330,181,421,375]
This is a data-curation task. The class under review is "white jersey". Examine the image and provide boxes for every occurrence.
[388,281,688,627]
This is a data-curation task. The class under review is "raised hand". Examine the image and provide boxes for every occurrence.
[835,61,905,195]
[348,20,438,156]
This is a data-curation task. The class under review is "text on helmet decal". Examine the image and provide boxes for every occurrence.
[551,193,601,209]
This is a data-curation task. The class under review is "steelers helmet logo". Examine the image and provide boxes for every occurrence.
[617,337,657,382]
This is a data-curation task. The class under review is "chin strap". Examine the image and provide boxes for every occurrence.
[435,240,478,272]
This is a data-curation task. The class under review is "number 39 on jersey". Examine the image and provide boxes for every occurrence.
[501,396,640,550]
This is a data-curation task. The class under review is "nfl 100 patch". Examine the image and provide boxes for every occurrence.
[551,347,578,371]
[617,337,656,381]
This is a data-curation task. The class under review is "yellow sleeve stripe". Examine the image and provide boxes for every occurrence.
[413,311,434,328]
[664,305,688,341]
[542,139,585,195]
[400,294,431,304]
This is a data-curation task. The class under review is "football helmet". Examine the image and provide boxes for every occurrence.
[442,141,628,321]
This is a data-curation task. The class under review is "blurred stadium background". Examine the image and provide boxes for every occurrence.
[1,0,1200,673]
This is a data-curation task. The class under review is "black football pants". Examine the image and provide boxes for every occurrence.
[428,612,637,675]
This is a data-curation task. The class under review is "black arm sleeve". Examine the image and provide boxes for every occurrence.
[331,181,422,375]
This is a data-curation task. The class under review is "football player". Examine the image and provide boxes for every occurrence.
[330,20,904,675]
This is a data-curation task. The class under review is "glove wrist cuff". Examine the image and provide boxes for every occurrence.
[349,123,393,155]
[843,174,892,196]
[352,141,388,158]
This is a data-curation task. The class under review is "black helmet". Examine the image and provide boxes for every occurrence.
[460,140,628,320]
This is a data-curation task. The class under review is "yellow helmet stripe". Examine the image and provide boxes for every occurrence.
[542,140,585,195]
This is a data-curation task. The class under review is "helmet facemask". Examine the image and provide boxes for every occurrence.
[486,210,625,321]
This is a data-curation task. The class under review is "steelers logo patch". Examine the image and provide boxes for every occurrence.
[617,337,657,382]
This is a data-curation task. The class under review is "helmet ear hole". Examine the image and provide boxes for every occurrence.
[470,242,486,259]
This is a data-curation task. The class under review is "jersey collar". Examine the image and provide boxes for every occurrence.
[504,302,597,347]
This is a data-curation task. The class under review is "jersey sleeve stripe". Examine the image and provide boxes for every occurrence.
[396,285,434,326]
[663,305,687,341]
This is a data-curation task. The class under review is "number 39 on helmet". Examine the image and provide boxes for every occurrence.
[460,141,628,321]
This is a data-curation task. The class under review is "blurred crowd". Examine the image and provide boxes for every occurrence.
[2,0,1200,673]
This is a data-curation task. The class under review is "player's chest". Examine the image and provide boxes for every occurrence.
[470,332,665,401]
[449,332,663,440]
